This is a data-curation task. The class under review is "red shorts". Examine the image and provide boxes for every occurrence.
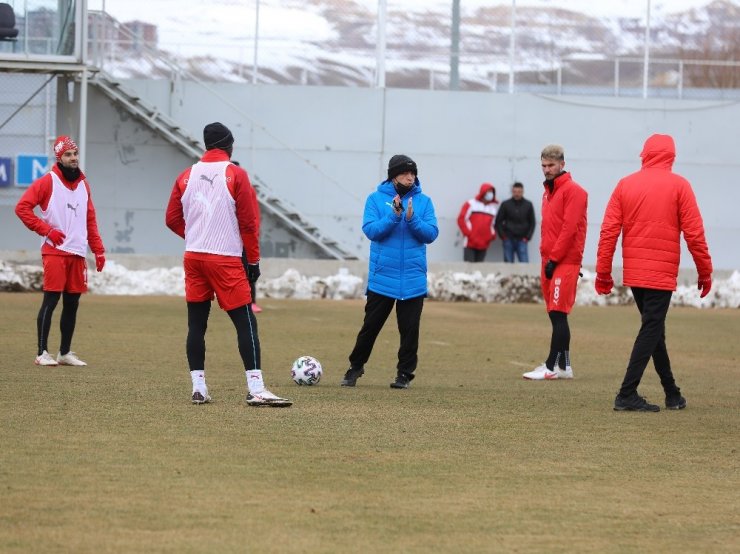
[184,254,251,311]
[42,254,88,293]
[541,262,580,314]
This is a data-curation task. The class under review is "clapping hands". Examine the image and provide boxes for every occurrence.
[392,194,413,220]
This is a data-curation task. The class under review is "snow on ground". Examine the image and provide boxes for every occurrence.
[2,261,738,309]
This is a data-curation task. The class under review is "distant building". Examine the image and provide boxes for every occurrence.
[120,20,158,52]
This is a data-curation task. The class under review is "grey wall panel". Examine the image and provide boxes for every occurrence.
[1,75,737,268]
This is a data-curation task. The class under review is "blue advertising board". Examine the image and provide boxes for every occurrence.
[16,154,51,187]
[0,157,11,187]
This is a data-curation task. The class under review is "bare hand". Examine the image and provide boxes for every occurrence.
[406,197,413,220]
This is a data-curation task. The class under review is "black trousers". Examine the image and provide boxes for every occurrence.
[349,291,424,377]
[619,287,679,397]
[187,301,260,372]
[463,247,487,262]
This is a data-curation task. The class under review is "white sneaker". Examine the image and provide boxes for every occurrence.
[57,352,87,366]
[35,350,59,366]
[246,390,292,407]
[522,364,559,380]
[191,389,212,404]
[557,366,574,379]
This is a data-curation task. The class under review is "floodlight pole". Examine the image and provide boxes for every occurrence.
[508,0,516,94]
[450,0,460,90]
[252,0,260,85]
[376,0,387,88]
[79,0,89,169]
[642,0,651,99]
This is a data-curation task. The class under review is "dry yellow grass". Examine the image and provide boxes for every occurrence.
[1,293,738,553]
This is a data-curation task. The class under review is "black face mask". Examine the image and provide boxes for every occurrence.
[58,162,81,183]
[394,182,413,196]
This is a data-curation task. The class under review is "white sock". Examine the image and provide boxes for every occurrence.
[246,369,265,394]
[191,370,206,393]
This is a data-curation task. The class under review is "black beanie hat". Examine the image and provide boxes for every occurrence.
[203,122,234,150]
[387,154,418,180]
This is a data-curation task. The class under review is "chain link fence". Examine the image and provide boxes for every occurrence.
[3,0,740,98]
[0,73,57,191]
[84,0,740,100]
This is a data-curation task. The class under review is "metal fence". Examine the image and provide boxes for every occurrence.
[3,0,740,100]
[83,0,740,100]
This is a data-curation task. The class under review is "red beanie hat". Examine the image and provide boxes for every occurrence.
[53,136,78,161]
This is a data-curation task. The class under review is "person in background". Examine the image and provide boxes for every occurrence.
[457,182,498,262]
[15,135,106,367]
[341,154,439,389]
[596,133,713,412]
[495,181,536,263]
[523,144,587,381]
[166,122,290,407]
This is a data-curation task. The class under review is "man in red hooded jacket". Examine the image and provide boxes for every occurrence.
[15,135,106,367]
[596,133,713,412]
[523,144,588,381]
[457,182,498,262]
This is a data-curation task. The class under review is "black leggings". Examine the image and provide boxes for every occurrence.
[186,301,261,372]
[37,291,80,356]
[545,310,570,370]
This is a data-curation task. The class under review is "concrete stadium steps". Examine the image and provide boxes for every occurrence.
[88,70,357,261]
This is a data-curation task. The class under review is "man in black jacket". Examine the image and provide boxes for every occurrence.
[494,182,536,263]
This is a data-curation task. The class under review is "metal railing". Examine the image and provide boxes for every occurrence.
[85,9,359,260]
[82,30,740,101]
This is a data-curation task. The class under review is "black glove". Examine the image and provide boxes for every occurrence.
[247,263,261,283]
[544,260,557,280]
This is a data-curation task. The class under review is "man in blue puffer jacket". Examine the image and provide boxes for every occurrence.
[341,154,439,389]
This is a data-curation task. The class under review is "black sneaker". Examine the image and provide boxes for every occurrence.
[390,374,411,389]
[340,367,364,387]
[665,394,687,410]
[614,393,660,412]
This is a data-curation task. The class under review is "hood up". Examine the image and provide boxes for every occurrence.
[640,133,676,170]
[476,182,497,203]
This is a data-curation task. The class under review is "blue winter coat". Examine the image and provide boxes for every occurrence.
[363,179,439,300]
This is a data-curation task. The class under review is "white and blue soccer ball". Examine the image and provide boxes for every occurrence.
[291,355,323,386]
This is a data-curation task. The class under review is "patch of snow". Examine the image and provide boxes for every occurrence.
[1,260,738,308]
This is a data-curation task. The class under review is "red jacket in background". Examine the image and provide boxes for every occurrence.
[14,163,105,257]
[540,172,588,265]
[165,149,260,263]
[596,133,712,290]
[457,182,498,250]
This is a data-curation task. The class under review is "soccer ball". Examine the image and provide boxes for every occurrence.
[291,356,323,386]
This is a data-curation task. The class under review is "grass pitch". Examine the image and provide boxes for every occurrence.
[1,293,738,553]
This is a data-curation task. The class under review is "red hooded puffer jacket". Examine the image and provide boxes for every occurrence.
[596,134,712,290]
[457,182,498,249]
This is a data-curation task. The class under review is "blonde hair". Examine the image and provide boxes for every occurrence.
[541,144,565,161]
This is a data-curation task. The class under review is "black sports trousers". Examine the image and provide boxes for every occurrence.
[463,247,487,262]
[348,290,424,377]
[619,287,679,398]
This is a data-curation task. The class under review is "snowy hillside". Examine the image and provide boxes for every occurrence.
[97,0,740,89]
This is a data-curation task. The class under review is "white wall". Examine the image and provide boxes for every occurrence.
[1,78,737,270]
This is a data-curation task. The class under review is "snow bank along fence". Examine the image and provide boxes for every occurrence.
[1,254,737,309]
